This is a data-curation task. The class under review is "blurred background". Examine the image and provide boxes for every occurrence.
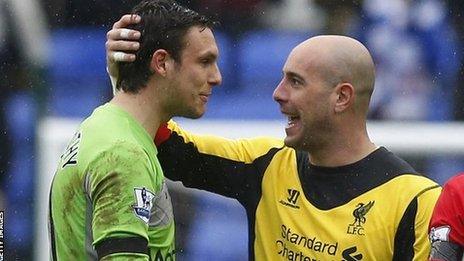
[1,0,464,260]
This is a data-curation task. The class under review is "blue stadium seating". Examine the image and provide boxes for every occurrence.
[213,31,236,95]
[4,91,36,253]
[182,193,248,261]
[204,30,311,119]
[48,28,109,118]
[238,30,310,94]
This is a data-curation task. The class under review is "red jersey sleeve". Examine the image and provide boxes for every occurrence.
[430,173,464,246]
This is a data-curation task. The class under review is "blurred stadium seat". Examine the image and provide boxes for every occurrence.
[182,193,248,261]
[204,30,311,119]
[47,28,109,118]
[213,30,236,94]
[4,91,37,257]
[237,30,310,95]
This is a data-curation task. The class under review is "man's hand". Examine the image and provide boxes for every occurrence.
[106,14,142,78]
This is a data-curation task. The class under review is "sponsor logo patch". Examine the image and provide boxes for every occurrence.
[429,225,451,242]
[342,246,363,260]
[133,187,155,223]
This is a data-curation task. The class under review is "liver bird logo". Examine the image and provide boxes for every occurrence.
[351,201,375,227]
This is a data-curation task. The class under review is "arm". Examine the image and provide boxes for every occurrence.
[413,186,442,261]
[429,241,463,261]
[429,174,464,260]
[88,144,165,260]
[393,185,442,260]
[156,121,284,204]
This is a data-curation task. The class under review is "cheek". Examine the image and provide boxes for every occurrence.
[300,97,328,121]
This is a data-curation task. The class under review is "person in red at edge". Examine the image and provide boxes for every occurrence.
[429,173,464,260]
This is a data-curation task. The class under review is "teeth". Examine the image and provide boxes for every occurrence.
[287,116,296,127]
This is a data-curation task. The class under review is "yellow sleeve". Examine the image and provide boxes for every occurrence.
[413,186,441,260]
[158,120,285,202]
[167,120,284,163]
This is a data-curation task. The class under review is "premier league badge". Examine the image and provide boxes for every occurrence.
[133,187,155,223]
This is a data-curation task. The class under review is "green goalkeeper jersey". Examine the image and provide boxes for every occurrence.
[49,103,175,260]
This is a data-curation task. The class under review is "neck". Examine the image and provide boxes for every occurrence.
[110,87,167,139]
[308,126,377,167]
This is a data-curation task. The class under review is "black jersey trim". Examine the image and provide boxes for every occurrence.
[49,184,58,261]
[296,147,421,210]
[393,197,418,261]
[95,236,149,260]
[417,184,441,197]
[158,132,283,261]
[246,147,282,261]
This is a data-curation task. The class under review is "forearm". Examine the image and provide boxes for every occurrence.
[429,241,463,261]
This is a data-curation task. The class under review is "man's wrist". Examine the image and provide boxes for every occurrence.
[107,66,118,95]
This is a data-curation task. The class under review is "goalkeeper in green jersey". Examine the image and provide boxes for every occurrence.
[48,1,221,260]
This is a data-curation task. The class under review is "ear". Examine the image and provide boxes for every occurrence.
[150,49,174,77]
[334,83,354,113]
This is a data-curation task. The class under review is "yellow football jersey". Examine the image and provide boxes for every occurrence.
[158,121,440,260]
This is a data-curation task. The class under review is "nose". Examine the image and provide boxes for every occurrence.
[273,78,286,104]
[209,63,222,87]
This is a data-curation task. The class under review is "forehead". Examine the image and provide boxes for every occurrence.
[181,26,219,57]
[283,46,312,76]
[283,44,332,81]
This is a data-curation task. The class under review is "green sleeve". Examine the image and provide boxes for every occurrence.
[88,142,159,258]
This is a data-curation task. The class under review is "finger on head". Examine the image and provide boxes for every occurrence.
[107,40,140,52]
[120,28,140,39]
[112,52,136,62]
[113,14,141,29]
[107,29,140,41]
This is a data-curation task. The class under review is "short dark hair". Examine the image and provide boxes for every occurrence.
[117,0,217,93]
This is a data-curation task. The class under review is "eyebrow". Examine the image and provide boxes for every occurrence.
[199,51,218,61]
[285,71,306,84]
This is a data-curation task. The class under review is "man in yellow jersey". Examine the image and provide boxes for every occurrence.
[106,18,440,260]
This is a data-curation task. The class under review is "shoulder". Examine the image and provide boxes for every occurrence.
[95,141,148,162]
[164,120,285,163]
[85,141,157,194]
[87,141,150,174]
[371,147,418,175]
[443,173,464,192]
[368,148,440,198]
[387,174,440,198]
[434,173,464,209]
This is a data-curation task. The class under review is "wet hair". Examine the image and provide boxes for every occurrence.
[117,0,217,93]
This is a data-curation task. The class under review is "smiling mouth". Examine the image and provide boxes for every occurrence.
[288,116,299,126]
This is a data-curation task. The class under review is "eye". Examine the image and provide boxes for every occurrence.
[290,77,302,86]
[200,58,213,66]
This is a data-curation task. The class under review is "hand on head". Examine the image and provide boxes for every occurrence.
[106,14,142,77]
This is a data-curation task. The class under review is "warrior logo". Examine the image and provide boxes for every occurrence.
[287,189,300,204]
[347,201,375,235]
[279,189,301,209]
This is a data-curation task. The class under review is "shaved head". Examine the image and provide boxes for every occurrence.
[291,35,375,114]
[274,34,379,164]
